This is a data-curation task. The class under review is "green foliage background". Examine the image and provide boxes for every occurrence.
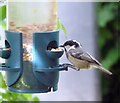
[97,2,120,102]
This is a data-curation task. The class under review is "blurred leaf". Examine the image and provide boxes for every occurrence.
[61,23,67,37]
[0,99,2,103]
[98,28,112,48]
[57,17,61,30]
[0,73,40,101]
[114,20,120,31]
[102,76,110,96]
[33,97,39,101]
[97,3,118,27]
[22,94,34,101]
[57,17,67,37]
[0,20,6,29]
[2,93,11,101]
[0,73,2,87]
[15,95,28,101]
[2,91,35,101]
[0,5,6,22]
[0,73,6,88]
[102,45,119,69]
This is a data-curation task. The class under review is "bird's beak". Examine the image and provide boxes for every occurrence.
[59,45,64,47]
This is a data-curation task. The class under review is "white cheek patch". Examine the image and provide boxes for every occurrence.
[66,45,76,52]
[65,45,71,50]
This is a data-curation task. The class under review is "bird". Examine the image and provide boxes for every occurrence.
[60,40,112,75]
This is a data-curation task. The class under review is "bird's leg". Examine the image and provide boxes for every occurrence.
[62,63,80,71]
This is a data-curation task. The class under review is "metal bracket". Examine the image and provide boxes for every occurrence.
[34,64,68,72]
[0,67,20,72]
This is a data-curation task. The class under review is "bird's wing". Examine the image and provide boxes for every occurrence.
[85,52,102,66]
[69,48,101,65]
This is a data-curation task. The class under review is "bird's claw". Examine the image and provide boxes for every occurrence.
[60,63,80,71]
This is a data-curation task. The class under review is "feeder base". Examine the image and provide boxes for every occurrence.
[8,86,58,93]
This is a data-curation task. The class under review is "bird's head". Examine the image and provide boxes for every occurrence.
[60,40,82,50]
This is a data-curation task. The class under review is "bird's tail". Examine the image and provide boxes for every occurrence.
[90,65,112,75]
[98,66,112,75]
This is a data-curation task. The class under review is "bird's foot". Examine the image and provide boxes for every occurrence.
[61,63,80,71]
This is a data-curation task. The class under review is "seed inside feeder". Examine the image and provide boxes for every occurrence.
[23,44,32,61]
[8,1,57,62]
[48,47,62,52]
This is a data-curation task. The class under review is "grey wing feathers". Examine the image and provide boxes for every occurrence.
[69,48,101,66]
[86,52,102,66]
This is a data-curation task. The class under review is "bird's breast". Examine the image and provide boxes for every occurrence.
[68,53,90,69]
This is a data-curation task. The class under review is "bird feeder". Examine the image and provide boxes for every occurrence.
[0,0,67,93]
